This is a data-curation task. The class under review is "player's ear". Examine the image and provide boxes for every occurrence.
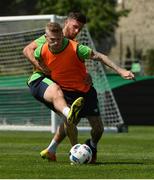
[64,19,68,26]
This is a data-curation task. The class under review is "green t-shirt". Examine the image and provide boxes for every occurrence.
[131,62,141,73]
[34,35,46,46]
[28,37,92,84]
[34,37,91,60]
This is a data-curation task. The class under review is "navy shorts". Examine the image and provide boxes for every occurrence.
[28,76,100,117]
[28,76,56,110]
[62,88,100,117]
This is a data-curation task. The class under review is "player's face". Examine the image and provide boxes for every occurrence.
[64,19,84,39]
[45,31,63,52]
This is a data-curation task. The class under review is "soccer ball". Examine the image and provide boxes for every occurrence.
[69,143,92,164]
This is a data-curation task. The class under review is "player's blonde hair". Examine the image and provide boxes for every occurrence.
[45,22,62,35]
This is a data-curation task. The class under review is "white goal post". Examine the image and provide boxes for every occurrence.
[0,15,127,133]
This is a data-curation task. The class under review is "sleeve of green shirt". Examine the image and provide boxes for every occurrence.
[34,35,46,46]
[34,40,92,61]
[77,44,92,61]
[34,44,43,61]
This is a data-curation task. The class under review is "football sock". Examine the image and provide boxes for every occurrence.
[90,139,97,149]
[47,139,58,153]
[62,107,70,118]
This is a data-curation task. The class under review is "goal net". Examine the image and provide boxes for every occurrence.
[0,15,125,133]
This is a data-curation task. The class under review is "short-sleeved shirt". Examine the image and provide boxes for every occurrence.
[34,35,46,46]
[28,38,92,84]
[35,37,91,61]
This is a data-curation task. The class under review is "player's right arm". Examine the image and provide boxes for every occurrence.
[23,35,50,75]
[77,43,134,80]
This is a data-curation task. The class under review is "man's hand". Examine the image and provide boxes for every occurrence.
[23,41,51,76]
[38,61,51,75]
[118,68,135,80]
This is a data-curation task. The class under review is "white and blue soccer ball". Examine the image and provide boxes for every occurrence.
[69,143,92,164]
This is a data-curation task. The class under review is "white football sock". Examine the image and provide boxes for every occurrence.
[62,107,70,117]
[47,139,58,153]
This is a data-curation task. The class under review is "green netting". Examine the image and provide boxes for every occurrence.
[0,75,27,88]
[0,87,50,125]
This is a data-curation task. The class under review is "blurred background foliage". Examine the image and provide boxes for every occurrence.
[0,0,129,42]
[144,49,154,75]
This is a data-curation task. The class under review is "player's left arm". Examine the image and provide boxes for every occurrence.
[34,44,51,75]
[89,49,135,80]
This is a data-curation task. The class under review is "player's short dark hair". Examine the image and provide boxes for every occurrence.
[67,11,87,24]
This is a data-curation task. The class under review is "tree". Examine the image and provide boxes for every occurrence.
[36,0,129,43]
[0,0,38,16]
[0,0,129,48]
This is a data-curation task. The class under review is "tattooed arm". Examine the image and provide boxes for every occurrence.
[90,50,135,80]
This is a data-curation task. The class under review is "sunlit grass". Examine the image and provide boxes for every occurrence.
[0,126,154,179]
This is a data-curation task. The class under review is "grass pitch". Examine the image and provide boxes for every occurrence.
[0,126,154,179]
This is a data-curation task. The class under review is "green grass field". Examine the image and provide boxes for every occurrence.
[0,126,154,179]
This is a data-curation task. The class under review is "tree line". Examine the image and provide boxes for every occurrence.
[0,0,129,43]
